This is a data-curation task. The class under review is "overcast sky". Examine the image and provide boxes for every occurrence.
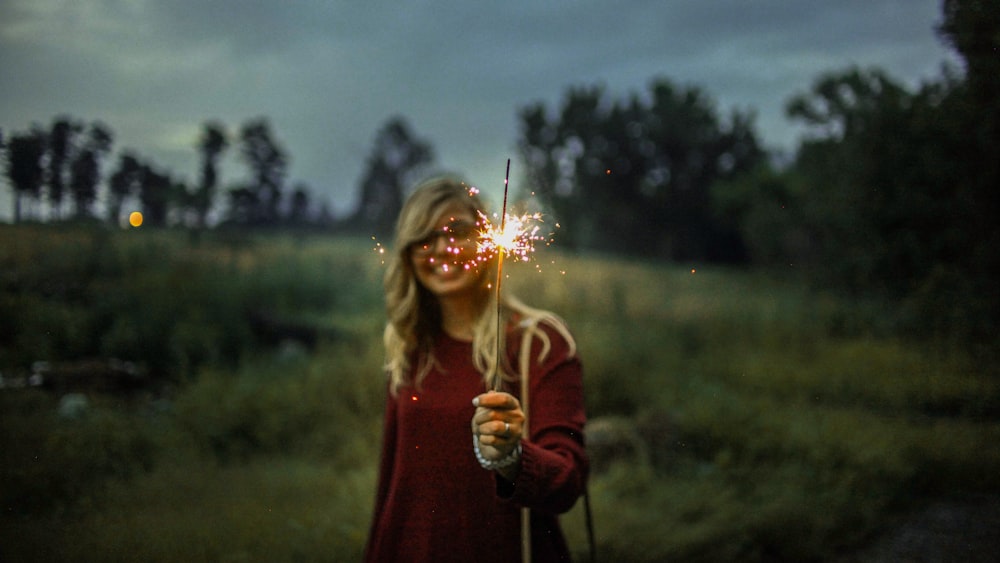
[0,0,961,221]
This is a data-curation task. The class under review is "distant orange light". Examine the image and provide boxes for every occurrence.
[605,169,611,175]
[691,269,697,274]
[129,211,143,227]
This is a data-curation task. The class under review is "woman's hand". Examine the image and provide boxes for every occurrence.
[471,391,525,476]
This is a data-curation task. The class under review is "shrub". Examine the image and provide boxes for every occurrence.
[0,390,157,515]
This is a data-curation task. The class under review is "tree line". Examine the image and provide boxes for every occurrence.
[515,0,998,352]
[2,111,437,232]
[3,0,996,350]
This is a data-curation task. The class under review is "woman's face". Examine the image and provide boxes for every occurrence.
[409,203,484,302]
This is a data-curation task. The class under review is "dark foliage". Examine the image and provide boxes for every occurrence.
[349,116,435,237]
[518,79,764,262]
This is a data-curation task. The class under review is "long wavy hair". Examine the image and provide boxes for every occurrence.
[383,176,575,395]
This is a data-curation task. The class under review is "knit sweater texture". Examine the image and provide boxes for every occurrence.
[364,323,588,562]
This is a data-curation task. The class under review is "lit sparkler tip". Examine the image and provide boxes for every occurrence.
[474,209,548,264]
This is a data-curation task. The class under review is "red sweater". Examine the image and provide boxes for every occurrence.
[364,323,588,562]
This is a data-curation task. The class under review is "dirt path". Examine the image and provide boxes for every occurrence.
[840,494,1000,562]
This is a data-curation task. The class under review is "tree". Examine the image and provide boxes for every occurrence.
[710,162,810,269]
[518,79,763,261]
[110,154,180,228]
[782,68,915,293]
[46,117,82,220]
[139,164,173,227]
[936,0,1000,270]
[69,122,114,220]
[107,152,144,223]
[935,0,1000,351]
[5,128,48,222]
[225,185,259,226]
[784,64,991,295]
[757,57,999,350]
[194,121,228,228]
[234,118,287,226]
[352,116,434,236]
[286,182,312,226]
[939,0,1000,104]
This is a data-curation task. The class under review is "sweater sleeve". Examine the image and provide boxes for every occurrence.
[497,325,588,514]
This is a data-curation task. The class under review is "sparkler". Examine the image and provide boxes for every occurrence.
[473,161,559,563]
[478,159,543,563]
[474,160,548,392]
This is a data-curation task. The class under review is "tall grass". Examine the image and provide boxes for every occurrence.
[0,225,382,376]
[1,337,385,562]
[2,225,998,562]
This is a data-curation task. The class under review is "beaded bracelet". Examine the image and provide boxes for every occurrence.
[473,436,522,470]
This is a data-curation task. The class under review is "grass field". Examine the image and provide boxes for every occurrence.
[2,224,998,561]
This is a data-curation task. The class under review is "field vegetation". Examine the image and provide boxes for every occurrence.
[2,224,999,562]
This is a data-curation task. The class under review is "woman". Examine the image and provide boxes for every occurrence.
[364,177,588,562]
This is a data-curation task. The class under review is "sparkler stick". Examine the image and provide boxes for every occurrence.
[493,159,531,563]
[492,159,511,392]
[475,159,549,563]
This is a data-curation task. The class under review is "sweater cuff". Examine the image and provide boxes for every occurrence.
[496,440,542,502]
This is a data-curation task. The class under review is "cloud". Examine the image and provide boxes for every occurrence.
[1,0,960,221]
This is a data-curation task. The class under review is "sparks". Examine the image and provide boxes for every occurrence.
[478,161,557,391]
[475,210,546,264]
[372,236,386,264]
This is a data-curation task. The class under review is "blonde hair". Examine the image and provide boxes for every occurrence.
[383,176,575,395]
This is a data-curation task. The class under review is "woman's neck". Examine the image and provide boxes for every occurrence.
[438,294,483,342]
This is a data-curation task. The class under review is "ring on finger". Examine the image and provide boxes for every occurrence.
[503,421,510,438]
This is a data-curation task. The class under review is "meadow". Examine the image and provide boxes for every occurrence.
[2,224,999,562]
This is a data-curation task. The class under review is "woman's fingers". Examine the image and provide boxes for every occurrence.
[473,419,521,445]
[471,412,522,443]
[472,390,520,410]
[471,407,524,432]
[470,391,526,451]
